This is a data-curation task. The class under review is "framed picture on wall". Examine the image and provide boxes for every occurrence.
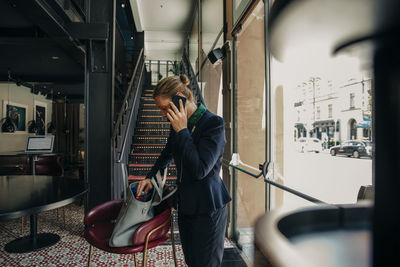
[2,101,28,132]
[233,0,256,30]
[34,100,47,135]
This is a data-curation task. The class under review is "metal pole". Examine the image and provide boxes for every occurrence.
[264,0,272,211]
[232,35,239,244]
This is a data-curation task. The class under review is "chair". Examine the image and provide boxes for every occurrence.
[84,197,178,267]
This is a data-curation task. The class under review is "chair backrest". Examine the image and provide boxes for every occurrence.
[29,155,63,176]
[132,207,171,246]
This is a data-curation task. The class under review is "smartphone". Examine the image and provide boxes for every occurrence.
[172,94,186,110]
[170,95,187,135]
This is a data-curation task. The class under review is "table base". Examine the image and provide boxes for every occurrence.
[4,233,60,253]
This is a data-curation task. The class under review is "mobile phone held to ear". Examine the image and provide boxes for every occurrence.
[172,95,186,110]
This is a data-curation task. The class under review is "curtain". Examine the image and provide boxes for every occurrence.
[52,102,80,164]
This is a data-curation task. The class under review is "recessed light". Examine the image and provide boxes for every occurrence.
[51,56,60,60]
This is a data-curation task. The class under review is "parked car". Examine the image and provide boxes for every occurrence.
[330,140,372,158]
[295,137,322,153]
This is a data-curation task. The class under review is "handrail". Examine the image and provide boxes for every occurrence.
[117,62,145,162]
[112,48,144,141]
[181,49,205,105]
[229,156,326,204]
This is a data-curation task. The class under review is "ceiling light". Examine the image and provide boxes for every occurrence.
[121,3,125,8]
[51,56,60,60]
[131,36,134,40]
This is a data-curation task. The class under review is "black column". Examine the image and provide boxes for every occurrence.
[373,40,400,266]
[84,0,116,210]
[132,32,144,64]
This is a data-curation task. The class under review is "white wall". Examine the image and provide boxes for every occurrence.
[0,83,53,152]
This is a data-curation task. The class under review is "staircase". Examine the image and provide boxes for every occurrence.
[128,87,177,186]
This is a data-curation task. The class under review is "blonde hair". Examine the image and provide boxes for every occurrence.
[153,74,194,102]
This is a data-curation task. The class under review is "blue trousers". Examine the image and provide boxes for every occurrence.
[178,205,228,267]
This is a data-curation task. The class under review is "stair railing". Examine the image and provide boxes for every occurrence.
[182,49,205,106]
[111,48,145,199]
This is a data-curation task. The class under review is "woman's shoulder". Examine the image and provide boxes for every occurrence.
[202,110,224,127]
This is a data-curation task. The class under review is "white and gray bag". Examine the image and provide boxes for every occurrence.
[109,164,176,247]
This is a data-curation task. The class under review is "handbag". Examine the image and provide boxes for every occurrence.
[109,166,176,247]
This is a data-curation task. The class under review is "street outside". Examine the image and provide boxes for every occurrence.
[275,149,372,210]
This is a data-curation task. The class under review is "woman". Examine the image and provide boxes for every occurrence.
[136,74,232,267]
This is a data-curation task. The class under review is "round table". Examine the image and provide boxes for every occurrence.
[0,175,87,253]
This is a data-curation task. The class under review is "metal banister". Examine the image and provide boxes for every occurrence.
[112,48,144,142]
[229,154,326,204]
[117,62,145,162]
[181,49,205,106]
[111,49,145,199]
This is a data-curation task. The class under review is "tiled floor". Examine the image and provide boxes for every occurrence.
[0,202,247,267]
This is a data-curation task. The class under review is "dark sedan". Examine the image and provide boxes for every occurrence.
[330,140,372,158]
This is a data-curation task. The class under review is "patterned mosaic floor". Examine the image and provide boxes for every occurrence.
[0,203,239,267]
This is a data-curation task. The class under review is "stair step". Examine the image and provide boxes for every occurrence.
[131,144,166,153]
[136,122,171,129]
[140,103,157,107]
[129,155,166,165]
[128,165,177,177]
[128,163,176,167]
[137,116,166,122]
[139,110,162,115]
[141,98,155,102]
[128,176,177,182]
[133,136,168,144]
[134,128,170,136]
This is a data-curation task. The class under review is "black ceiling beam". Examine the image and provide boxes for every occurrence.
[0,74,83,83]
[0,27,43,37]
[0,37,59,46]
[0,37,84,83]
[10,0,86,66]
[66,22,109,41]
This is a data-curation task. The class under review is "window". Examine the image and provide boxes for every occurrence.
[271,49,373,211]
[350,93,355,109]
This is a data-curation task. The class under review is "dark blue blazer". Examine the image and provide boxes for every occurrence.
[146,110,232,215]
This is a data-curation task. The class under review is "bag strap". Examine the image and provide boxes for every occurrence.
[121,162,129,201]
[150,168,177,206]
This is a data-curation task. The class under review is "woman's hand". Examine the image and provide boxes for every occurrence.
[167,99,187,133]
[136,179,153,199]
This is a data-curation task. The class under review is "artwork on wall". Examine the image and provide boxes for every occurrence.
[34,100,47,135]
[2,101,27,132]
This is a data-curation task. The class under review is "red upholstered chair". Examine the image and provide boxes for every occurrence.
[84,198,178,267]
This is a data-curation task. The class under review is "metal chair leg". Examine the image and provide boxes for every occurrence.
[143,215,171,267]
[171,214,178,267]
[21,217,24,235]
[134,253,138,267]
[87,245,93,267]
[63,207,66,229]
[143,247,147,267]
